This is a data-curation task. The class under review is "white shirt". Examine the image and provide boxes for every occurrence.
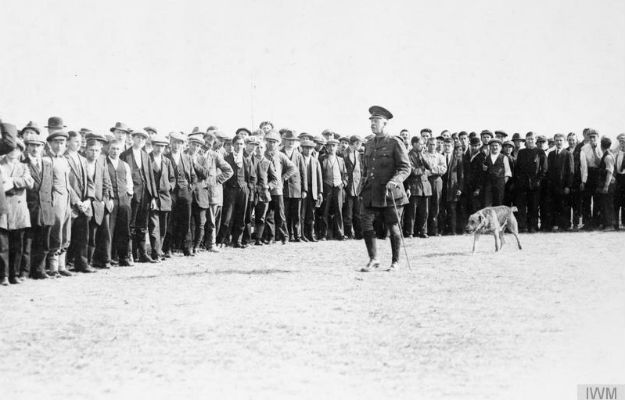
[171,151,181,165]
[86,159,96,180]
[132,147,143,168]
[580,143,603,183]
[152,154,162,168]
[489,153,512,177]
[614,150,625,175]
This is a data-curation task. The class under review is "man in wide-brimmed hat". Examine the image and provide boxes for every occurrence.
[110,122,132,151]
[119,129,158,262]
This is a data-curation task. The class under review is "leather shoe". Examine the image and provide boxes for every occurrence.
[383,262,399,272]
[9,277,22,284]
[359,259,380,272]
[254,240,264,246]
[92,263,111,269]
[118,259,133,267]
[58,270,73,277]
[208,247,221,253]
[138,255,158,263]
[292,237,302,243]
[300,237,309,242]
[77,266,97,273]
[31,272,50,280]
[1,277,9,286]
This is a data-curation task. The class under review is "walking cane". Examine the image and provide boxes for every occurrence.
[389,189,412,271]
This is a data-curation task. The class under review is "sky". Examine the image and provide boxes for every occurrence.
[1,0,624,138]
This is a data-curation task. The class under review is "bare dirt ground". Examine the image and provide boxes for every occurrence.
[1,231,623,399]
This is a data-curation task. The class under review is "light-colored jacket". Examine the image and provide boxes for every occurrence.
[0,156,34,230]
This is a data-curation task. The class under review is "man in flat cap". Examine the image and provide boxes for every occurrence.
[481,138,511,207]
[120,129,158,262]
[359,106,410,272]
[343,135,363,239]
[514,132,547,232]
[545,133,574,231]
[613,134,625,229]
[578,129,602,229]
[281,129,307,242]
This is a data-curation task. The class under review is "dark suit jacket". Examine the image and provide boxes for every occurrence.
[445,154,464,202]
[302,155,323,201]
[88,156,114,225]
[25,157,55,227]
[66,152,88,200]
[120,148,157,200]
[254,155,278,203]
[150,153,174,212]
[515,147,548,190]
[468,151,486,192]
[281,148,306,198]
[547,148,574,191]
[343,150,362,197]
[223,152,256,192]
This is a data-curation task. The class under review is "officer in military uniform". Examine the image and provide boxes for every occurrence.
[360,106,411,272]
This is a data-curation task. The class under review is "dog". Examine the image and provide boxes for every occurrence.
[465,206,522,253]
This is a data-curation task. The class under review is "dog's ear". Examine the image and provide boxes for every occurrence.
[477,213,483,223]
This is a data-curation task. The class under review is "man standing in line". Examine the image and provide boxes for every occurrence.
[22,131,54,279]
[163,133,195,256]
[263,130,296,244]
[280,129,306,242]
[359,106,410,272]
[342,135,363,239]
[120,129,158,262]
[422,137,447,236]
[299,139,323,242]
[148,134,174,261]
[44,117,81,277]
[217,135,256,247]
[579,129,602,230]
[515,132,548,232]
[65,130,94,273]
[545,133,574,231]
[83,133,114,269]
[105,139,133,266]
[319,138,347,240]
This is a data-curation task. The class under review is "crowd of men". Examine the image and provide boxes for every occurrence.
[0,114,623,285]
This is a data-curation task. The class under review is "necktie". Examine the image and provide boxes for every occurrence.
[592,146,600,166]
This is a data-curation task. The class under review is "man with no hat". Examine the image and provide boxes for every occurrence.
[359,106,411,272]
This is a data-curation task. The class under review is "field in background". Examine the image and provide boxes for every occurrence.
[0,231,623,399]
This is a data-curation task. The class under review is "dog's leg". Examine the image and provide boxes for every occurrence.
[513,233,523,250]
[493,230,500,252]
[472,233,479,254]
[499,230,505,249]
[507,212,522,250]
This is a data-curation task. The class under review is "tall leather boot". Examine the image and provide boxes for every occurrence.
[359,231,379,272]
[387,225,402,271]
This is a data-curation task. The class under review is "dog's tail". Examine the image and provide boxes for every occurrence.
[510,206,518,212]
